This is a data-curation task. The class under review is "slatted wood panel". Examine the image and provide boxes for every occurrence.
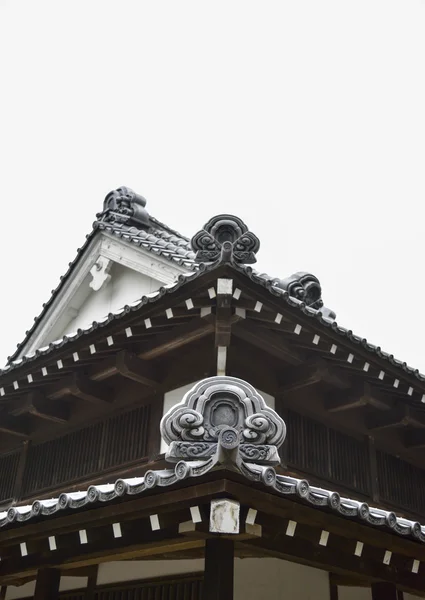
[0,449,20,503]
[377,451,425,515]
[21,405,151,498]
[286,410,371,495]
[22,423,103,496]
[103,405,151,470]
[328,429,370,495]
[286,411,329,480]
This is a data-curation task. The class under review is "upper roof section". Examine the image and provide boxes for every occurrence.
[9,187,196,364]
[8,187,335,365]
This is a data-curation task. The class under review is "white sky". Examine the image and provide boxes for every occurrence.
[0,0,424,371]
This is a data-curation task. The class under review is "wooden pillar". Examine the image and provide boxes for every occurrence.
[34,568,60,600]
[328,573,338,600]
[0,586,7,600]
[85,565,98,600]
[203,538,234,600]
[371,582,398,600]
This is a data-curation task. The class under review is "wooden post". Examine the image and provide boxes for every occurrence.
[0,586,7,600]
[203,538,234,600]
[328,573,338,600]
[371,582,398,600]
[85,565,98,600]
[34,568,61,600]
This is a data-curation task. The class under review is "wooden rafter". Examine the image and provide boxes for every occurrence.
[9,392,69,424]
[325,383,392,413]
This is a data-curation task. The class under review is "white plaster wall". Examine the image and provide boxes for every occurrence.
[160,384,275,454]
[405,594,423,600]
[5,576,88,599]
[5,582,35,599]
[65,264,162,335]
[338,586,371,600]
[97,557,328,599]
[235,558,328,600]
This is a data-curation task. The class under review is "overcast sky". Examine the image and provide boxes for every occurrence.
[0,0,424,372]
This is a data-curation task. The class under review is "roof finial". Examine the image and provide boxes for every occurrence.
[98,186,150,229]
[191,214,260,264]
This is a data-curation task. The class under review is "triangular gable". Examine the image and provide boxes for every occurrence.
[11,187,195,362]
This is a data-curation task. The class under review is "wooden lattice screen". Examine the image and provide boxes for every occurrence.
[285,410,371,497]
[21,404,151,498]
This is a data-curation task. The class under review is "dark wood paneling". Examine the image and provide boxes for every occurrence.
[0,450,20,504]
[328,429,370,495]
[286,410,330,480]
[20,404,151,499]
[286,410,370,496]
[377,451,425,515]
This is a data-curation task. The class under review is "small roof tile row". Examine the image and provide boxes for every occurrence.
[2,464,424,546]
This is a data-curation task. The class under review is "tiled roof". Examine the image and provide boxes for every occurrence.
[96,219,196,266]
[1,459,424,544]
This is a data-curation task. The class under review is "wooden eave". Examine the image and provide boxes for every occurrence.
[1,263,425,475]
[0,471,425,596]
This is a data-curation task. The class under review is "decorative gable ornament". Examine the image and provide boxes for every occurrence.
[191,215,260,264]
[161,377,285,465]
[98,186,150,229]
[147,376,289,489]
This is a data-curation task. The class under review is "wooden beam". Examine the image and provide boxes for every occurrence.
[140,317,215,360]
[34,568,60,600]
[325,383,391,413]
[278,359,348,393]
[366,407,408,431]
[68,374,112,404]
[204,538,234,600]
[279,362,324,393]
[371,582,398,600]
[403,429,425,449]
[330,572,369,588]
[9,392,69,424]
[0,532,205,583]
[115,351,160,387]
[232,320,303,366]
[0,414,28,438]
